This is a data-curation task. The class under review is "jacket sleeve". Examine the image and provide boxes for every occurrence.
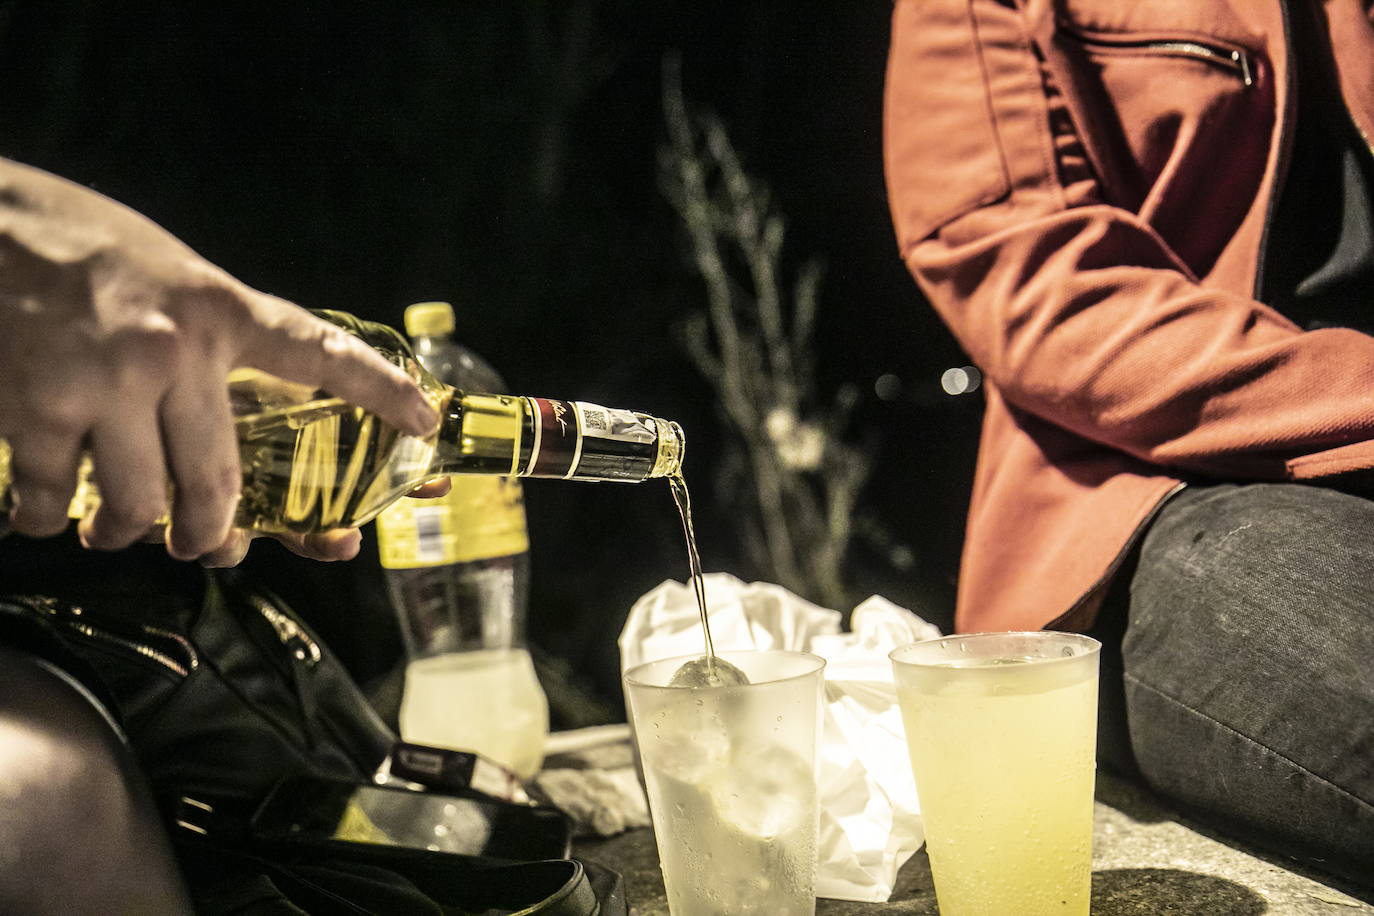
[885,0,1374,482]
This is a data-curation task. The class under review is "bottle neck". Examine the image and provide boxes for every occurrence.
[430,393,684,483]
[430,389,529,478]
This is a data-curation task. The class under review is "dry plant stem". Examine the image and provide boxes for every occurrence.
[703,118,799,412]
[663,76,806,595]
[659,54,872,610]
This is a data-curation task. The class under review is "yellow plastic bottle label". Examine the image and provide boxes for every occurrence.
[374,476,529,568]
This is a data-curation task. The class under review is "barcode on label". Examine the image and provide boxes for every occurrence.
[412,506,446,563]
[581,408,608,432]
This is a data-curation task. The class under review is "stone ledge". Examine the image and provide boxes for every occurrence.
[574,770,1374,915]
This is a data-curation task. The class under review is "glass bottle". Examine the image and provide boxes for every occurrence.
[374,302,548,779]
[0,308,686,535]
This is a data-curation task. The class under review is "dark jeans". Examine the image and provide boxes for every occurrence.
[1092,482,1374,889]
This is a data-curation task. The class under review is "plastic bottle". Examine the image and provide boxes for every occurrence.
[374,302,548,779]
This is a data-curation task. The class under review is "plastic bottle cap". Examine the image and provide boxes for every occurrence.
[404,301,456,338]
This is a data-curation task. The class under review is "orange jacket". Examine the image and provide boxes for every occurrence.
[884,0,1374,633]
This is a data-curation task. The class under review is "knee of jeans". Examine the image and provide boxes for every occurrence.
[1130,483,1374,632]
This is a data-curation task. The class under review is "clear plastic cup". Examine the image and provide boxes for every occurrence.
[624,650,825,916]
[890,632,1101,916]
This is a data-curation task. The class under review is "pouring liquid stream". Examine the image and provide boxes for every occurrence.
[668,473,748,687]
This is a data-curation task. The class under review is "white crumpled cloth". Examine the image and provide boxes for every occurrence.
[618,572,940,903]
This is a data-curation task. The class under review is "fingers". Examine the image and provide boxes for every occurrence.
[239,297,438,438]
[78,408,168,550]
[196,527,362,568]
[160,379,241,560]
[6,432,83,538]
[196,529,252,568]
[269,528,362,562]
[294,528,363,561]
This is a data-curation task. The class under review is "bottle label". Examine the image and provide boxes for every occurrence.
[525,397,578,478]
[524,398,656,480]
[374,476,529,568]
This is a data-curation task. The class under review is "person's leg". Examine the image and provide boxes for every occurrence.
[1106,482,1374,888]
[0,643,193,914]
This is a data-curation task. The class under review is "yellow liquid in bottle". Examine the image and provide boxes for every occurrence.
[0,370,535,535]
[0,308,684,534]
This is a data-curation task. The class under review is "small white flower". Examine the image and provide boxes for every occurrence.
[765,407,824,471]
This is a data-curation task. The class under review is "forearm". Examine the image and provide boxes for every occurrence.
[909,205,1374,481]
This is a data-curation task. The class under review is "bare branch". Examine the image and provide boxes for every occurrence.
[657,52,884,611]
[792,258,823,395]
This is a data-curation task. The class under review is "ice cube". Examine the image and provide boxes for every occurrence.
[713,873,780,914]
[639,698,731,783]
[668,655,750,688]
[708,743,814,838]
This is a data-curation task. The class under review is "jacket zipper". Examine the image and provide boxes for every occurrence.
[14,588,380,774]
[242,588,390,772]
[1062,30,1254,87]
[13,595,198,679]
[62,620,197,679]
[247,592,321,667]
[15,590,322,679]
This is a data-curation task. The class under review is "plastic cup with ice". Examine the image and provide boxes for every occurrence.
[625,650,824,916]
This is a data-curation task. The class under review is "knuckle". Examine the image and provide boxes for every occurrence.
[9,453,77,492]
[172,280,252,336]
[13,513,69,538]
[20,376,91,434]
[177,464,242,508]
[111,321,180,383]
[284,319,331,378]
[387,365,418,396]
[96,494,166,533]
[207,530,253,566]
[9,485,74,536]
[318,325,364,364]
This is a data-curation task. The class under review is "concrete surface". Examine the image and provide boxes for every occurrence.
[574,769,1374,915]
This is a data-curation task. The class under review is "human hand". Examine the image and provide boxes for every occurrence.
[0,158,439,562]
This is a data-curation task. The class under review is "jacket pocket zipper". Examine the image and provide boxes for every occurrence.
[247,592,321,667]
[13,595,198,679]
[63,619,197,679]
[1062,30,1254,87]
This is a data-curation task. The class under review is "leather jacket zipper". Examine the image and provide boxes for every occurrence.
[1063,31,1254,87]
[1145,40,1252,86]
[13,595,198,679]
[64,620,197,679]
[247,592,321,667]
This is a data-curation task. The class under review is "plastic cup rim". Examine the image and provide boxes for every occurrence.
[889,630,1102,670]
[623,648,826,691]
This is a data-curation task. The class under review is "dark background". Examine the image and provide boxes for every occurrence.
[0,1,980,724]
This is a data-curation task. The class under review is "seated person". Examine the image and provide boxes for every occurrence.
[884,0,1374,889]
